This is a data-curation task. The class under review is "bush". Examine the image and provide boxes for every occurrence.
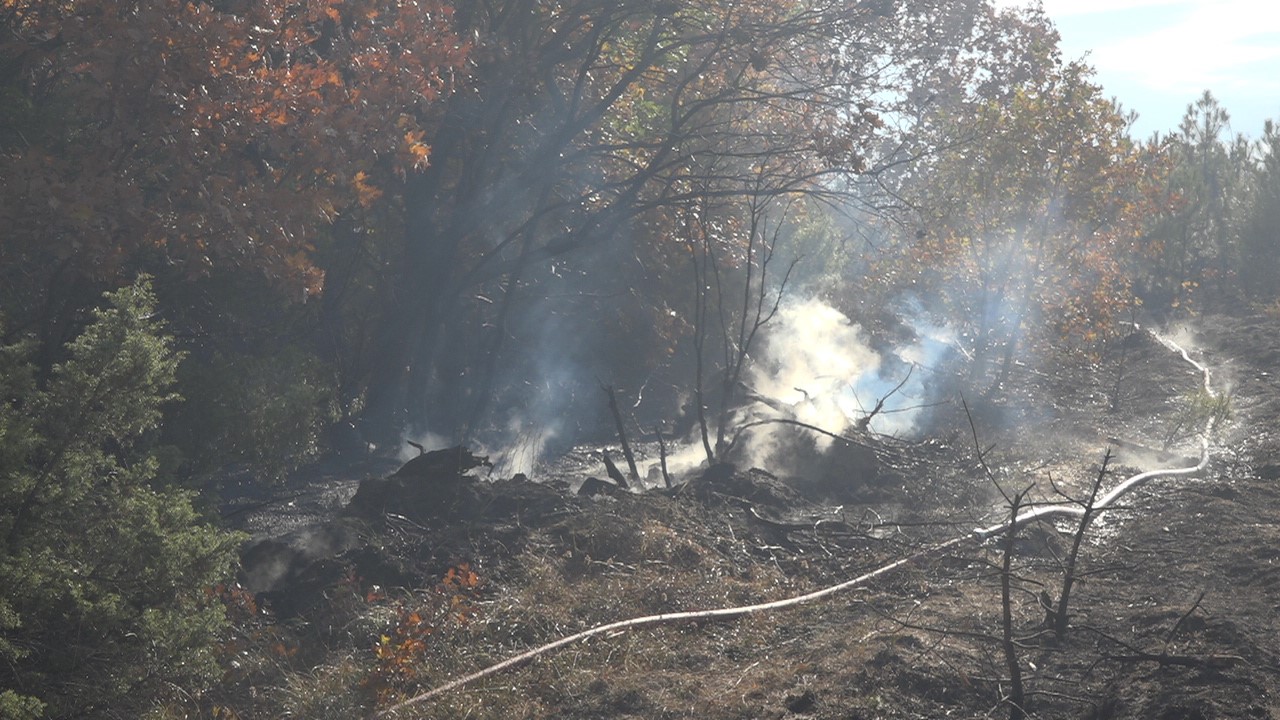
[0,278,242,719]
[165,345,341,484]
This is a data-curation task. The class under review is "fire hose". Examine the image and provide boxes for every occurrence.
[374,328,1217,718]
[974,329,1215,538]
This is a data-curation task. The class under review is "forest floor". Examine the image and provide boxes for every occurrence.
[221,308,1280,720]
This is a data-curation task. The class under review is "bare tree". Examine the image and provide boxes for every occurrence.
[353,0,1047,442]
[688,192,800,465]
[1048,449,1112,643]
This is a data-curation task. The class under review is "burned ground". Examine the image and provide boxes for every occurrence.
[223,310,1280,719]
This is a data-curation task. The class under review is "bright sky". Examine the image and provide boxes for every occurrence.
[994,0,1280,139]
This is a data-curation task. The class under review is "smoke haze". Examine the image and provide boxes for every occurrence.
[734,295,954,468]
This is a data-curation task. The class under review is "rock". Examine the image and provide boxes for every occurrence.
[346,446,490,522]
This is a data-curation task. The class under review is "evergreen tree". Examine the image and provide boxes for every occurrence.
[1145,91,1253,308]
[1241,119,1280,298]
[0,278,241,719]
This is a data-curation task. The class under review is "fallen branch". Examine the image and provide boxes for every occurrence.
[373,329,1219,718]
[1083,617,1243,671]
[1102,652,1242,670]
[721,417,875,460]
[600,449,629,490]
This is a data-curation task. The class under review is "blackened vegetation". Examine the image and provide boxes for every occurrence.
[350,445,494,516]
[219,313,1280,720]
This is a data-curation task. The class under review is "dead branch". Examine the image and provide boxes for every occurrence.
[961,394,998,485]
[653,424,672,489]
[854,364,915,432]
[1102,652,1243,670]
[602,384,640,484]
[1053,449,1112,643]
[1083,621,1241,671]
[721,417,875,460]
[601,449,629,490]
[1001,488,1030,720]
[1162,590,1206,654]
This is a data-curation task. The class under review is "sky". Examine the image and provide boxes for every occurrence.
[994,0,1280,139]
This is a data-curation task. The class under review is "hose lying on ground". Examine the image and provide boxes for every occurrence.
[374,329,1217,719]
[973,330,1214,538]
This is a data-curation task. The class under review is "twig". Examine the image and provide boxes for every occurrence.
[1001,488,1030,720]
[653,425,672,489]
[961,394,998,485]
[721,417,874,460]
[855,364,915,432]
[1053,449,1112,643]
[1162,590,1206,654]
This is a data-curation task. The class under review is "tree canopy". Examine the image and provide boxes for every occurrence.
[883,56,1166,384]
[0,0,468,315]
[4,0,1280,715]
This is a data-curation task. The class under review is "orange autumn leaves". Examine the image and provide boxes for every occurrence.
[365,563,481,704]
[0,0,468,296]
[888,59,1166,363]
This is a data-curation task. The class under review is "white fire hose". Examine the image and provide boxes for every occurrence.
[375,328,1217,718]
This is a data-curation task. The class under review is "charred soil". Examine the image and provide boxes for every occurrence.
[221,311,1280,719]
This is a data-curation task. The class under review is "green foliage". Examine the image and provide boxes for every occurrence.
[1240,120,1280,299]
[0,278,242,719]
[1141,91,1254,310]
[166,346,340,483]
[1164,386,1231,449]
[1188,387,1232,429]
[0,690,45,720]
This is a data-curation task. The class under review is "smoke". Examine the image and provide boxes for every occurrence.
[397,430,449,462]
[753,298,879,441]
[860,306,956,434]
[401,426,558,477]
[732,295,954,468]
[397,291,957,484]
[488,410,562,477]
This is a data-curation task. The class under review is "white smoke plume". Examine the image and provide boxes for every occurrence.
[752,298,880,444]
[398,430,450,462]
[734,295,953,467]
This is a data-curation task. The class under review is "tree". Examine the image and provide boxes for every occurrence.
[354,0,1069,443]
[1238,119,1280,300]
[884,55,1162,387]
[0,278,241,719]
[1141,91,1252,309]
[685,193,801,464]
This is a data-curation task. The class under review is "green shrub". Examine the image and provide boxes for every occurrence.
[166,345,340,483]
[0,278,242,719]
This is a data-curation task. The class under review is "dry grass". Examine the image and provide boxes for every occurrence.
[209,314,1280,719]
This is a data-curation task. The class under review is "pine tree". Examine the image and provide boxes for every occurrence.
[0,278,242,719]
